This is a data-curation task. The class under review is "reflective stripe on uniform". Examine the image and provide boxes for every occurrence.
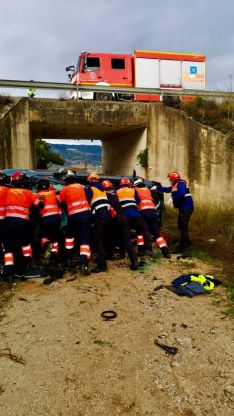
[156,236,167,248]
[80,244,91,258]
[65,238,74,249]
[136,235,144,246]
[41,238,49,246]
[22,244,32,257]
[4,252,14,266]
[51,242,59,253]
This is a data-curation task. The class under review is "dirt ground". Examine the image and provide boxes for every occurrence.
[0,254,233,416]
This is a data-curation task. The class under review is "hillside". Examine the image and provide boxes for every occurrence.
[50,143,102,167]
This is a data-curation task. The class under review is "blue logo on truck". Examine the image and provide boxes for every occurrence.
[190,66,197,74]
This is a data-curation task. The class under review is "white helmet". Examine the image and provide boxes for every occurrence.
[62,169,76,181]
[133,177,144,187]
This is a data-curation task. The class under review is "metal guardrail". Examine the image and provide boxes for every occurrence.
[0,79,234,98]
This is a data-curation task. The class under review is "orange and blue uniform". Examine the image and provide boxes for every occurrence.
[59,183,92,265]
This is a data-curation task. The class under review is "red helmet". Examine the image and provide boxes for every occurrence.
[119,178,132,187]
[167,171,180,181]
[12,171,24,181]
[102,180,113,190]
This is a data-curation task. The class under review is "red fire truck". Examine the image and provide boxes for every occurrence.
[66,50,206,101]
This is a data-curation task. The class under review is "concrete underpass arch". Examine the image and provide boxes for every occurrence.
[1,97,233,205]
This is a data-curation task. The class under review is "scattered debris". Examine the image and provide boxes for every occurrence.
[19,297,29,302]
[0,348,26,365]
[153,284,165,292]
[101,310,117,321]
[65,276,77,283]
[154,340,178,355]
[93,340,112,346]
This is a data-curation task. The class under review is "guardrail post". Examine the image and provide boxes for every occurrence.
[160,90,164,102]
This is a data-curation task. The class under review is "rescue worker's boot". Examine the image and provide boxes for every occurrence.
[91,263,108,273]
[80,264,91,276]
[65,258,73,272]
[130,258,138,270]
[160,246,171,259]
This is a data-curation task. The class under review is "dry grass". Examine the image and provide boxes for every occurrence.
[162,203,234,316]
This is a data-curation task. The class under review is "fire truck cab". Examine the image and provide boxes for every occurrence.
[66,51,133,100]
[66,50,206,102]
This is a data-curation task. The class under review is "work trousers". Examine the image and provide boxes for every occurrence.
[127,215,152,252]
[3,218,32,275]
[66,211,92,266]
[93,210,111,268]
[107,214,137,264]
[39,215,61,244]
[178,208,194,251]
[141,209,161,240]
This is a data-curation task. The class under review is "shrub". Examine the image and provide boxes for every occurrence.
[136,148,148,168]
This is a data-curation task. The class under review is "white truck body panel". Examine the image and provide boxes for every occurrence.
[135,58,160,88]
[135,57,205,91]
[160,60,182,87]
[182,61,205,90]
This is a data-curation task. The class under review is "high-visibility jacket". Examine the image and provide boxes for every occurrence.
[5,187,37,220]
[36,189,61,218]
[59,183,90,216]
[135,187,155,211]
[190,274,215,291]
[90,186,109,213]
[171,180,193,209]
[116,187,138,210]
[0,186,8,220]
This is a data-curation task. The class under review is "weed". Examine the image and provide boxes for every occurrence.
[0,94,13,108]
[180,261,197,269]
[162,204,234,316]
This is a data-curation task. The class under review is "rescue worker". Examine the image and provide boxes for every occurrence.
[116,178,154,257]
[133,177,170,259]
[86,173,111,273]
[0,173,8,263]
[3,171,40,281]
[158,172,194,253]
[27,81,36,98]
[58,171,92,276]
[27,88,36,98]
[34,178,62,262]
[102,180,138,270]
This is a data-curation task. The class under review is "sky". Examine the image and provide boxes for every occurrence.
[0,0,233,144]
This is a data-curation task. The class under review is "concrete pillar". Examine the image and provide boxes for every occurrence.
[10,98,34,169]
[102,127,147,176]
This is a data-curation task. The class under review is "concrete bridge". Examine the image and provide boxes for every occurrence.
[0,97,233,205]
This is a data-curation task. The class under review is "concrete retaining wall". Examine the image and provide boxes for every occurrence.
[147,105,234,206]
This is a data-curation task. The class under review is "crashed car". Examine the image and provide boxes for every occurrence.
[1,168,164,226]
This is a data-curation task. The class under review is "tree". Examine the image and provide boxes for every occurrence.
[36,139,64,169]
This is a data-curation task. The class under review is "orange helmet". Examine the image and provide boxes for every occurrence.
[87,172,100,182]
[102,180,113,190]
[119,178,132,187]
[167,171,180,181]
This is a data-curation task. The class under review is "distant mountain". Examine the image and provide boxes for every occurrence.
[50,144,102,167]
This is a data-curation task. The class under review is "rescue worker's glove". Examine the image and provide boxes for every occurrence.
[37,196,45,210]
